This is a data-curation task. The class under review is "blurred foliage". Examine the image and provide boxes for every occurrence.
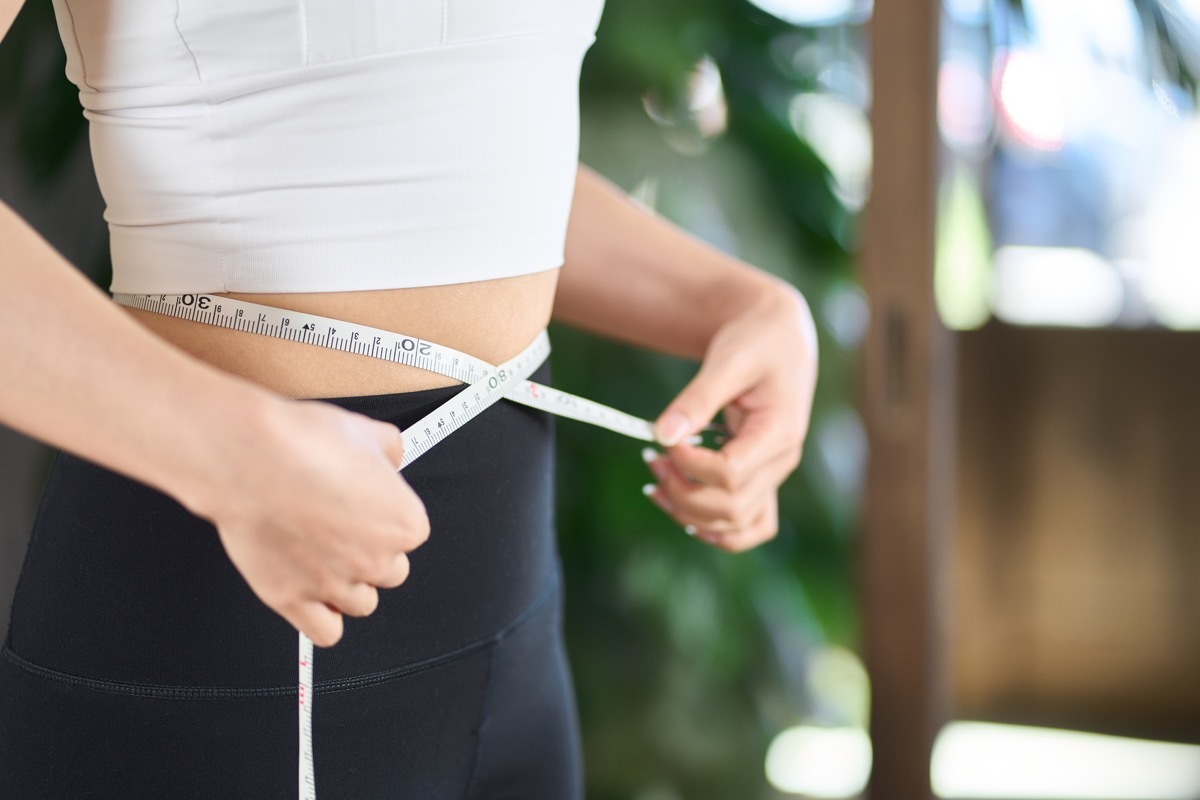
[0,0,85,186]
[563,2,867,798]
[1,1,869,798]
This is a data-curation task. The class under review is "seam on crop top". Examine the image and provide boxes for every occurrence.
[173,0,203,82]
[0,574,559,700]
[188,28,597,95]
[60,1,96,92]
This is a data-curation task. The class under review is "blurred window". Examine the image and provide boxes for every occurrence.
[937,0,1200,329]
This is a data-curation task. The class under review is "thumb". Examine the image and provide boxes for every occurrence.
[374,422,407,470]
[656,358,744,447]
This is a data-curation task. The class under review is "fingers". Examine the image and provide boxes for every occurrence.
[286,557,404,647]
[369,552,411,590]
[694,499,779,553]
[654,356,751,446]
[287,551,409,649]
[642,443,792,551]
[291,600,345,649]
[645,480,780,553]
[330,581,380,618]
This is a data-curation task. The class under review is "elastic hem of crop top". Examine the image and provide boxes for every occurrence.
[51,0,605,295]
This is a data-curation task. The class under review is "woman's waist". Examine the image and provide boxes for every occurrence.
[117,270,561,398]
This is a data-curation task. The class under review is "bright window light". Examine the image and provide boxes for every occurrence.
[998,50,1067,151]
[932,721,1200,800]
[765,725,872,798]
[746,0,872,27]
[991,246,1125,327]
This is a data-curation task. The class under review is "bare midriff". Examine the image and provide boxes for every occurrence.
[118,269,561,400]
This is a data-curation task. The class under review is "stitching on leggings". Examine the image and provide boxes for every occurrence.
[462,554,550,799]
[0,575,559,700]
[0,648,294,699]
[462,635,498,799]
[317,575,558,695]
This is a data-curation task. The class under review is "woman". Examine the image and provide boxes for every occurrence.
[0,0,817,797]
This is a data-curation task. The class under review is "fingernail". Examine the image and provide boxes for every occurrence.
[642,483,674,512]
[684,524,697,536]
[656,412,690,447]
[641,447,659,464]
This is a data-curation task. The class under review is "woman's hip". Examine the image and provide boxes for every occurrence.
[0,573,580,800]
[2,359,560,691]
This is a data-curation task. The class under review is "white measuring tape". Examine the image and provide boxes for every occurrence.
[111,291,707,799]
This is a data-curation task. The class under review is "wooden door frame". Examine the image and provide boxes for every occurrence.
[861,1,955,797]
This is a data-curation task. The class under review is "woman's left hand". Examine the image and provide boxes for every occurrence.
[642,281,818,552]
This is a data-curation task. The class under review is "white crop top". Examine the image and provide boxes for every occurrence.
[48,0,605,294]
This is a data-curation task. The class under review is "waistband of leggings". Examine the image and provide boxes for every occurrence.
[0,570,560,701]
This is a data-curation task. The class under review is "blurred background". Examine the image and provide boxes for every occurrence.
[2,0,1199,798]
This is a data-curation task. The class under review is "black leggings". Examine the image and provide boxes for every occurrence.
[0,360,583,799]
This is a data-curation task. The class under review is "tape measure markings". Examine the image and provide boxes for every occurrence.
[298,634,315,800]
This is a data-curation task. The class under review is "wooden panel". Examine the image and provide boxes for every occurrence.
[861,1,952,798]
[954,324,1200,743]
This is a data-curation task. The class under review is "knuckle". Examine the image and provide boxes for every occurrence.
[657,469,681,493]
[389,554,412,587]
[669,510,693,529]
[710,536,739,553]
[338,584,377,617]
[311,618,343,649]
[351,551,383,583]
[734,496,762,528]
[712,463,736,492]
[717,530,753,552]
[712,494,740,523]
[744,522,777,549]
[404,508,432,548]
[314,571,344,602]
[372,571,400,590]
[277,598,303,627]
[357,587,380,617]
[259,583,291,614]
[747,523,773,545]
[361,552,392,586]
[667,498,698,525]
[722,453,750,491]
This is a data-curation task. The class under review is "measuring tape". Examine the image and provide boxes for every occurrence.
[111,291,705,799]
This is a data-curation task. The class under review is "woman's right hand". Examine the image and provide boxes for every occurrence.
[179,395,429,649]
